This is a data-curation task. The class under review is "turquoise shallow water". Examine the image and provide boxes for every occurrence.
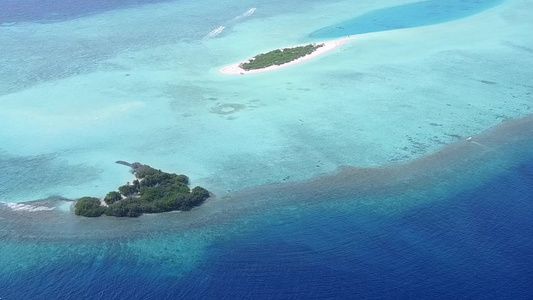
[310,0,505,38]
[1,0,532,202]
[1,0,533,298]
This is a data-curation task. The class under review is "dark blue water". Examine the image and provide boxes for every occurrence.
[310,0,505,38]
[0,0,170,23]
[2,157,532,299]
[181,158,533,299]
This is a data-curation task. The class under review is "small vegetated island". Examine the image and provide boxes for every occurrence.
[240,43,324,71]
[75,162,210,218]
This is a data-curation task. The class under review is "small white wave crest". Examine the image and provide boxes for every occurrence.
[202,8,256,41]
[1,202,55,212]
[203,26,226,40]
[231,7,256,21]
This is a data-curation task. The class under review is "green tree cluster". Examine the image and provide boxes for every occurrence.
[75,164,210,218]
[241,43,323,71]
[104,191,122,205]
[75,197,105,217]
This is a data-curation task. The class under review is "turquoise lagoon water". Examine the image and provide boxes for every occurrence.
[310,0,505,38]
[1,0,532,298]
[1,0,531,202]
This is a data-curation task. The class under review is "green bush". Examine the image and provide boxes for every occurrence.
[135,165,160,179]
[118,184,138,196]
[105,200,142,217]
[75,197,105,217]
[104,191,122,205]
[174,174,189,185]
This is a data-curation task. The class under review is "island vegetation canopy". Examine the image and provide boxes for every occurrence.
[240,43,324,71]
[75,163,210,218]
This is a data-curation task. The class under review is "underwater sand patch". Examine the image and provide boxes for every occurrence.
[209,103,245,115]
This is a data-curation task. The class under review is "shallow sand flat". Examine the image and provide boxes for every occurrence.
[219,37,355,75]
[0,0,532,202]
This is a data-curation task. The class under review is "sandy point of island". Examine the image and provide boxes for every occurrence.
[219,36,355,76]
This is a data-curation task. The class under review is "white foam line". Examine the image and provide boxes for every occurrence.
[231,7,256,22]
[467,137,493,149]
[203,26,225,40]
[203,8,255,41]
[1,202,55,212]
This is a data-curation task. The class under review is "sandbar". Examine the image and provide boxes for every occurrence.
[219,37,355,76]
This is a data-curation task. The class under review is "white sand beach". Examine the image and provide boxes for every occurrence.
[219,37,355,76]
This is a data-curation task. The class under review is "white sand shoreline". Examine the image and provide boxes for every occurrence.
[219,37,355,76]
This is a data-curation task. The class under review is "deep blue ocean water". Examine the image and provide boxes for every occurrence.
[0,0,169,23]
[1,156,532,299]
[195,160,533,299]
[310,0,504,38]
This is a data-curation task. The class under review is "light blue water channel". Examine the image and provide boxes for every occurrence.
[310,0,505,38]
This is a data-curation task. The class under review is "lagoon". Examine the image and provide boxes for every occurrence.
[310,0,505,38]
